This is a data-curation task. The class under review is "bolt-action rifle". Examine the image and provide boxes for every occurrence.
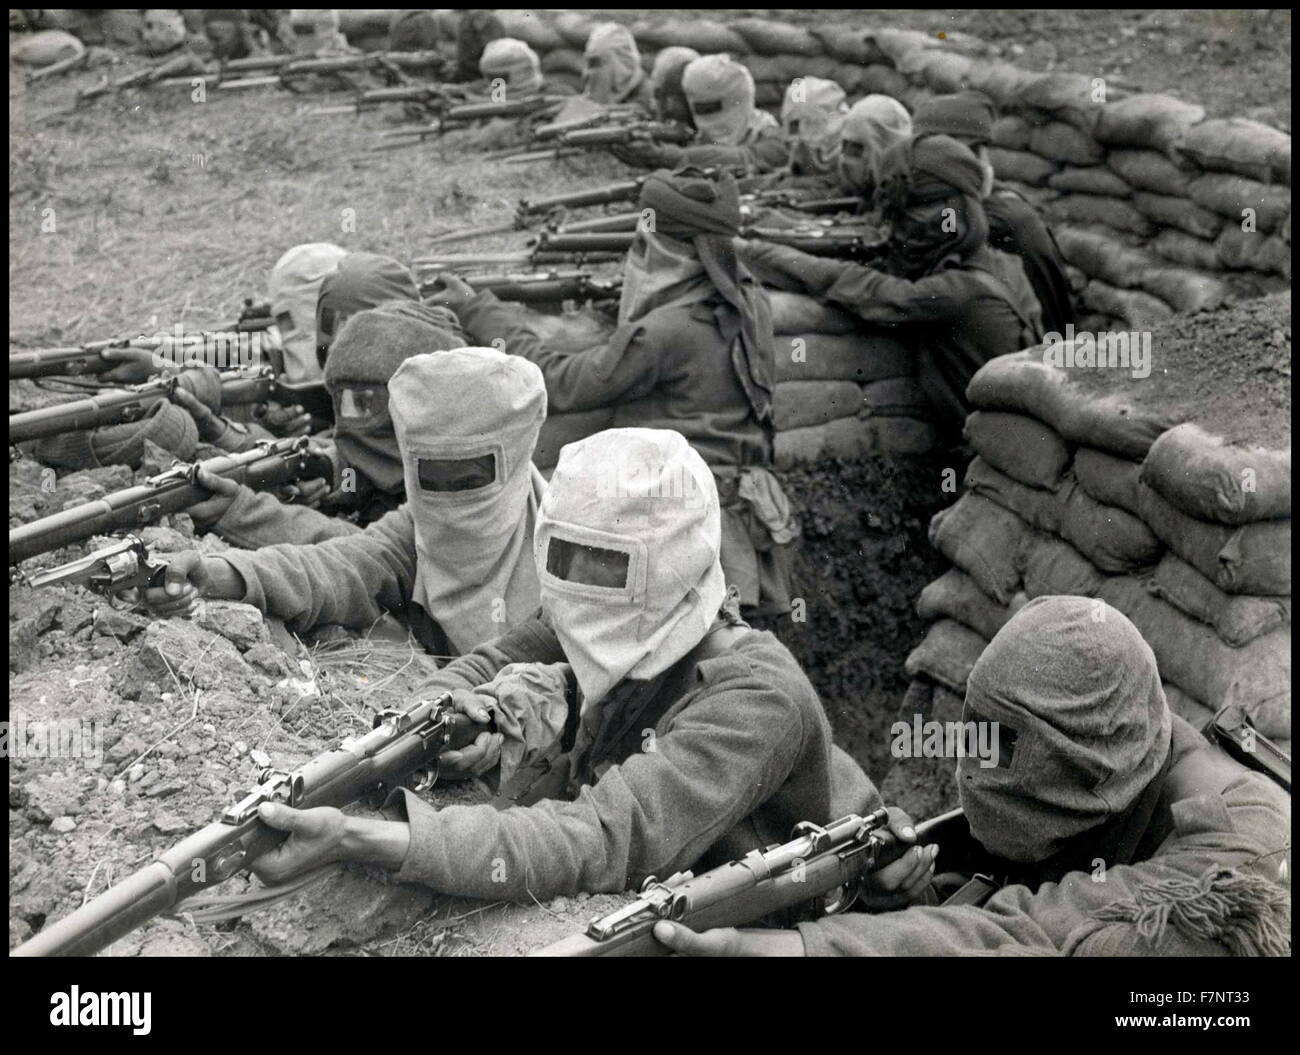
[8,436,335,565]
[371,94,568,149]
[532,808,960,956]
[419,269,621,304]
[502,121,694,165]
[11,691,480,956]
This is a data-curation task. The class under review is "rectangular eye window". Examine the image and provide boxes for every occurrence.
[842,141,864,158]
[337,387,376,420]
[586,56,603,68]
[417,453,498,493]
[275,310,296,335]
[692,99,724,115]
[967,710,1018,768]
[788,118,800,135]
[546,537,630,589]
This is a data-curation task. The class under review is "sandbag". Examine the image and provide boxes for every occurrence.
[1105,148,1193,196]
[1073,447,1144,518]
[632,17,748,54]
[813,27,885,65]
[991,115,1032,151]
[1214,229,1291,278]
[1058,485,1163,573]
[1140,422,1291,525]
[964,456,1063,534]
[965,62,1038,108]
[1079,280,1174,328]
[1095,94,1205,154]
[1054,227,1156,289]
[866,28,933,66]
[904,618,989,696]
[1018,531,1105,598]
[534,407,615,470]
[744,53,842,84]
[1137,269,1230,314]
[914,50,975,94]
[773,380,861,431]
[1150,229,1221,272]
[1136,479,1291,597]
[1148,553,1291,648]
[917,568,1021,644]
[1011,71,1103,132]
[967,350,1174,460]
[860,377,930,418]
[774,332,914,383]
[774,415,935,467]
[1047,167,1132,198]
[1187,174,1290,234]
[1028,122,1104,166]
[987,148,1057,187]
[498,12,566,51]
[1163,683,1217,730]
[856,64,909,99]
[1174,118,1292,185]
[1050,195,1155,237]
[552,11,597,49]
[1098,577,1290,739]
[730,17,823,56]
[768,290,860,335]
[1131,191,1224,240]
[1064,264,1089,293]
[928,493,1029,604]
[963,410,1071,489]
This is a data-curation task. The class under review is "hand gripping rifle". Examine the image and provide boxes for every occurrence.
[532,808,958,956]
[12,692,480,956]
[8,436,335,565]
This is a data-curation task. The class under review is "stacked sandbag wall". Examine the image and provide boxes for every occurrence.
[475,12,1292,327]
[902,349,1291,750]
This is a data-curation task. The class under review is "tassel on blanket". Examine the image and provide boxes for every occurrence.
[1093,865,1291,956]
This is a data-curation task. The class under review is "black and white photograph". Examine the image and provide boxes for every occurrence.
[6,5,1290,1027]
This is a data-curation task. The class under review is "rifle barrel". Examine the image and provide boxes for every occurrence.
[8,381,176,443]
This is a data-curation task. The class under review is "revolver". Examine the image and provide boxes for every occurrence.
[14,534,168,610]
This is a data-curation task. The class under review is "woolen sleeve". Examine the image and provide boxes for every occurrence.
[459,291,661,413]
[208,485,364,549]
[219,504,417,632]
[821,265,976,324]
[389,652,809,899]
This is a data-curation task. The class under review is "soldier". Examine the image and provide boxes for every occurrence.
[314,251,421,370]
[477,36,545,96]
[648,45,699,124]
[267,242,349,389]
[654,596,1291,956]
[580,22,653,108]
[837,94,913,209]
[144,343,550,673]
[454,9,506,82]
[768,76,850,192]
[742,134,1043,434]
[187,300,465,547]
[912,91,1076,334]
[613,54,788,175]
[434,166,800,620]
[240,428,880,903]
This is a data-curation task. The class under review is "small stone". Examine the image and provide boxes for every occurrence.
[196,601,267,652]
[110,780,127,795]
[151,811,190,834]
[127,763,146,783]
[92,606,149,642]
[250,748,272,767]
[233,741,249,756]
[50,816,76,833]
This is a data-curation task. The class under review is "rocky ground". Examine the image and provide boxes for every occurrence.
[8,9,1291,956]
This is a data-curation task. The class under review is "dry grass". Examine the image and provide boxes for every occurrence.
[9,61,627,346]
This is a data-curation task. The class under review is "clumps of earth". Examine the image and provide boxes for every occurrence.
[9,443,953,955]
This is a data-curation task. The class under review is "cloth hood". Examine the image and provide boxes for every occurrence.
[535,428,727,709]
[838,94,912,199]
[636,167,774,424]
[326,301,465,496]
[315,251,419,364]
[480,37,543,95]
[682,54,755,146]
[268,242,348,385]
[390,346,547,654]
[650,45,699,123]
[881,135,989,275]
[142,9,187,54]
[958,595,1173,863]
[781,76,848,176]
[582,22,644,104]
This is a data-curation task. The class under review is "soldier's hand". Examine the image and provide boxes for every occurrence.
[422,273,476,312]
[256,400,313,437]
[99,346,161,384]
[652,922,806,957]
[170,386,227,442]
[142,550,242,616]
[251,803,349,884]
[185,464,242,528]
[439,690,503,779]
[856,806,938,910]
[277,476,332,508]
